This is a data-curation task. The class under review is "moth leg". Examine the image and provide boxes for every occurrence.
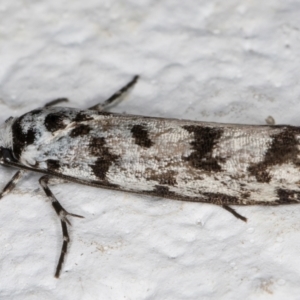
[0,170,26,199]
[222,205,247,222]
[89,75,139,111]
[39,175,84,278]
[44,98,69,108]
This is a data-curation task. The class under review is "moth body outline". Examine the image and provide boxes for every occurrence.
[0,75,299,277]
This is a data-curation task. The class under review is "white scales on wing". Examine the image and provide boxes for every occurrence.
[0,76,300,277]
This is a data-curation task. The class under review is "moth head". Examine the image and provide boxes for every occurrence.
[0,116,15,164]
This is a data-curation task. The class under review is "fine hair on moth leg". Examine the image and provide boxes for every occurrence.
[0,75,299,277]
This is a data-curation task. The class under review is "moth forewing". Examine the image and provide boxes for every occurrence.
[0,75,300,277]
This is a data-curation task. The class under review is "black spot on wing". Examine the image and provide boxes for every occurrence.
[276,188,300,204]
[47,159,61,171]
[248,165,271,183]
[89,137,105,156]
[131,124,153,148]
[202,192,241,205]
[70,124,91,137]
[145,185,177,198]
[97,111,113,116]
[241,192,251,199]
[182,126,223,172]
[248,127,300,183]
[91,157,117,180]
[147,170,177,186]
[44,113,67,133]
[89,137,119,180]
[74,112,94,122]
[30,109,43,115]
[12,115,37,160]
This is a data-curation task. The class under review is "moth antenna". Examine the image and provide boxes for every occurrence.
[89,75,139,111]
[45,98,69,108]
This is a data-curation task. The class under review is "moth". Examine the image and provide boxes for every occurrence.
[0,76,299,278]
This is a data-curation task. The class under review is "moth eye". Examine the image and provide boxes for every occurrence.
[4,116,13,123]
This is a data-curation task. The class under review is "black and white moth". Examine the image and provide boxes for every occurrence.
[0,76,299,277]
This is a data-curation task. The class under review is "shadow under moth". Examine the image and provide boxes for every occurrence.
[0,75,299,277]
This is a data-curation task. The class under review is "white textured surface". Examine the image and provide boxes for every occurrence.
[0,1,300,299]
